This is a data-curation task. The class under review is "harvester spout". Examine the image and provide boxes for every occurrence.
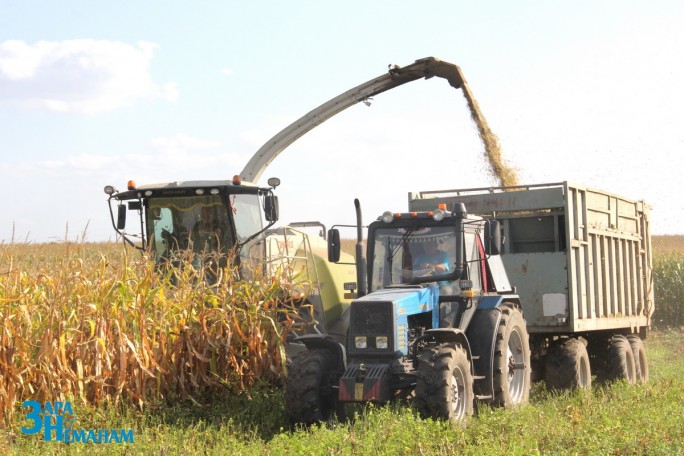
[240,57,465,183]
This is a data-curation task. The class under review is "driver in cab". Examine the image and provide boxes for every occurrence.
[413,239,450,274]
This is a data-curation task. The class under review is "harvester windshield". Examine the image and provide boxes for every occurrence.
[148,195,228,258]
[147,193,265,259]
[104,179,277,273]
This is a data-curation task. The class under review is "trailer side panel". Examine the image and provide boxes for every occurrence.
[409,182,653,335]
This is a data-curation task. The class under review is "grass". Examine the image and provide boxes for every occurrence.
[2,330,682,454]
[0,236,682,454]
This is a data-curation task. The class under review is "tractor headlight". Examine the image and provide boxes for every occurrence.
[433,209,446,221]
[381,211,394,223]
[355,336,367,349]
[375,336,389,349]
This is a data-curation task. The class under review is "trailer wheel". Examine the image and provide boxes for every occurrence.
[598,335,637,384]
[492,302,531,407]
[285,349,339,425]
[415,343,474,423]
[626,334,649,384]
[545,338,591,390]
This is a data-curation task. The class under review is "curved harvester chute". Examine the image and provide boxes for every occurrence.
[240,57,464,183]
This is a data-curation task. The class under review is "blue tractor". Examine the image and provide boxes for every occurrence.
[285,200,531,423]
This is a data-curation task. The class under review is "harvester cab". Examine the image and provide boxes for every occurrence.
[285,201,532,424]
[104,176,356,342]
[103,175,280,276]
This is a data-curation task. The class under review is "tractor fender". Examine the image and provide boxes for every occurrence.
[424,328,473,360]
[464,299,523,398]
[292,334,347,370]
[475,295,520,310]
[465,307,503,399]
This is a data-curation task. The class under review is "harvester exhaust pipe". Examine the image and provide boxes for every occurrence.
[354,198,367,297]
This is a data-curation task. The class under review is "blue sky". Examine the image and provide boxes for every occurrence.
[1,1,683,242]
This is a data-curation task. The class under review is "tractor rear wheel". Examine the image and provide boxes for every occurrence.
[415,343,474,423]
[545,337,592,390]
[491,302,531,407]
[285,349,339,425]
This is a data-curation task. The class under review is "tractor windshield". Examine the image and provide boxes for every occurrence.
[369,225,460,293]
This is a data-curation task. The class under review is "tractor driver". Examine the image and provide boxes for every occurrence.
[413,239,450,274]
[413,239,453,295]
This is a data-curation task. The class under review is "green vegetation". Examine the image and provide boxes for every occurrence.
[3,331,682,455]
[653,250,684,329]
[1,236,682,454]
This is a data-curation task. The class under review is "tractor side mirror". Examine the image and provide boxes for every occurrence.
[116,204,126,230]
[264,194,279,222]
[327,228,341,263]
[484,219,502,256]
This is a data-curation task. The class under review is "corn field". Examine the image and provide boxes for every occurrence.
[1,237,682,425]
[0,243,308,424]
[653,250,684,329]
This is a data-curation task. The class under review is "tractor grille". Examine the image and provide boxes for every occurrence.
[349,300,393,354]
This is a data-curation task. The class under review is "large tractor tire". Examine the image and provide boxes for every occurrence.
[627,334,649,384]
[284,349,339,425]
[598,335,637,384]
[415,343,474,423]
[491,302,531,407]
[545,337,592,390]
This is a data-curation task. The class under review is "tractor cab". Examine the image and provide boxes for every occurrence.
[286,201,529,425]
[104,176,280,274]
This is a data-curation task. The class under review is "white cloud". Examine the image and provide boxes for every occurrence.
[0,39,177,114]
[149,132,221,153]
[221,68,234,77]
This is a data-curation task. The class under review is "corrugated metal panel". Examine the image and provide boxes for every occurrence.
[409,182,654,335]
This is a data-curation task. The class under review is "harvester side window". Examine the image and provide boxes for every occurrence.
[230,194,264,242]
[152,207,175,256]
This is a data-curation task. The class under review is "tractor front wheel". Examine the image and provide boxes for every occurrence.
[415,343,474,423]
[285,349,339,425]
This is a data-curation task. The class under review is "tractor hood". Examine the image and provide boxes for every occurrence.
[354,284,440,315]
[348,283,441,357]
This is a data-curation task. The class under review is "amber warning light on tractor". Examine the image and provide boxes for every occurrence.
[127,180,136,190]
[232,175,242,186]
